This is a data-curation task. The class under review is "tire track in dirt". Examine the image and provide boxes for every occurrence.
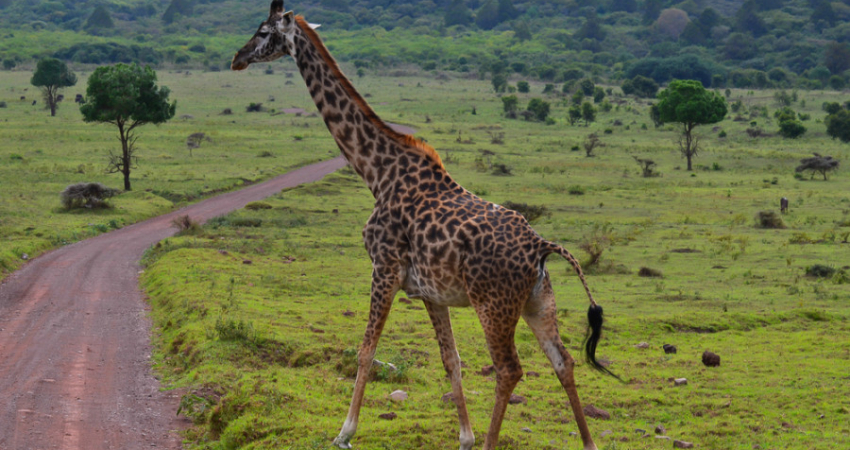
[0,156,347,450]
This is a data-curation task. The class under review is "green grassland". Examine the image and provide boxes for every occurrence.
[3,64,849,449]
[136,70,849,449]
[0,66,334,275]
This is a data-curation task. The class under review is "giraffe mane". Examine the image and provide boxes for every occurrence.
[295,16,444,170]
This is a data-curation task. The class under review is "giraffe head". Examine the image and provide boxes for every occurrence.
[231,0,297,70]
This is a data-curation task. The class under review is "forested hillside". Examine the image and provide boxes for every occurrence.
[1,0,849,89]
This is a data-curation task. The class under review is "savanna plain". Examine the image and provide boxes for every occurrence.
[1,65,848,450]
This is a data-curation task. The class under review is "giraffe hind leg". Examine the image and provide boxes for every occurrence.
[522,276,598,450]
[424,302,475,450]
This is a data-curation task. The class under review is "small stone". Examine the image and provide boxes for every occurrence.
[655,425,666,435]
[441,392,454,404]
[21,253,29,260]
[752,445,762,449]
[635,342,650,349]
[342,310,355,317]
[674,378,688,386]
[378,412,397,420]
[521,427,532,433]
[781,421,793,429]
[480,365,495,376]
[508,394,527,405]
[389,390,408,402]
[655,435,670,440]
[674,440,694,448]
[569,432,578,437]
[526,371,540,378]
[663,344,678,354]
[601,430,612,437]
[242,259,252,264]
[218,250,228,255]
[702,350,721,367]
[583,404,611,420]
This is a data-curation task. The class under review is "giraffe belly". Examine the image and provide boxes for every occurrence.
[401,267,470,307]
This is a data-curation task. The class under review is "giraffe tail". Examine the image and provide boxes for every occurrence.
[551,244,622,382]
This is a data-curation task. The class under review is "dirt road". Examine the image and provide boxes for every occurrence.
[0,156,347,450]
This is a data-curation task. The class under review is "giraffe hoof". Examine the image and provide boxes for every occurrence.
[333,436,352,449]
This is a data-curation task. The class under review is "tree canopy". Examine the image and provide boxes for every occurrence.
[826,109,850,143]
[80,63,176,190]
[31,58,77,117]
[656,79,727,170]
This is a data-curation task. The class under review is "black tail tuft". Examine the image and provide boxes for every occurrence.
[583,304,624,382]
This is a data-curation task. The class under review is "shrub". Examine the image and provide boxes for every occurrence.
[60,182,118,209]
[755,210,785,229]
[638,267,663,277]
[245,201,273,210]
[568,185,586,195]
[171,215,201,234]
[805,264,835,278]
[0,101,6,108]
[246,103,264,112]
[502,201,549,223]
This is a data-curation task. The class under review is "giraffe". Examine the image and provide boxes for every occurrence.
[232,2,617,449]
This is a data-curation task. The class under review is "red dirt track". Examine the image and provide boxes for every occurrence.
[0,156,346,450]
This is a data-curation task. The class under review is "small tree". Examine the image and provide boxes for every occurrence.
[517,81,529,93]
[632,156,658,177]
[491,72,507,93]
[568,104,582,125]
[656,79,727,171]
[826,109,850,143]
[526,98,550,122]
[31,58,77,117]
[581,102,597,126]
[80,63,176,191]
[583,133,602,157]
[501,95,518,115]
[796,154,839,180]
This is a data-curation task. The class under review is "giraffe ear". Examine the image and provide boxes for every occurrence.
[270,0,284,16]
[308,22,321,30]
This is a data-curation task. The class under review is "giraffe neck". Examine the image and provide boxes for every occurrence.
[291,17,444,199]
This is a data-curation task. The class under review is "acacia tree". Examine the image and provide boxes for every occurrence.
[656,79,727,171]
[80,63,176,191]
[31,58,77,117]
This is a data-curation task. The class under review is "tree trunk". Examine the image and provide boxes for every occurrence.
[47,86,56,117]
[118,123,132,191]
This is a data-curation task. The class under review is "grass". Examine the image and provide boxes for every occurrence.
[3,65,850,449]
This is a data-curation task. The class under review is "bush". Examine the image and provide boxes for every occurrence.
[638,267,663,277]
[502,201,548,223]
[60,182,118,209]
[778,119,806,139]
[755,210,785,229]
[805,264,835,278]
[171,215,202,235]
[568,185,586,195]
[245,201,273,210]
[0,101,6,108]
[246,103,264,112]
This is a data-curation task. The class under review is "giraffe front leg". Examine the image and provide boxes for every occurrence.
[424,302,475,450]
[333,267,400,449]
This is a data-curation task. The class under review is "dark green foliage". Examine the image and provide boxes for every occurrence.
[621,75,658,98]
[574,13,605,41]
[444,0,472,27]
[656,80,727,170]
[501,201,548,223]
[626,55,713,87]
[526,98,550,122]
[824,42,850,75]
[593,86,605,103]
[823,102,842,115]
[638,267,663,277]
[581,101,596,126]
[84,4,114,32]
[826,110,850,143]
[577,78,595,96]
[60,182,118,209]
[806,264,836,279]
[31,58,77,117]
[491,72,507,93]
[81,63,176,190]
[562,68,584,81]
[517,81,529,93]
[163,0,194,24]
[2,59,14,70]
[735,1,767,37]
[649,103,663,127]
[54,43,161,65]
[828,76,846,91]
[475,0,500,30]
[776,107,807,139]
[501,95,518,114]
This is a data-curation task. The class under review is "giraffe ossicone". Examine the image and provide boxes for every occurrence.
[233,3,618,449]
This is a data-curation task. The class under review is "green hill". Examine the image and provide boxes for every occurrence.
[0,0,848,89]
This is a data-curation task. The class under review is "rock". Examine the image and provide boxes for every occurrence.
[663,344,677,354]
[242,259,252,264]
[635,342,650,349]
[655,425,666,435]
[508,394,527,405]
[441,392,454,404]
[569,432,577,437]
[389,390,408,402]
[378,412,397,420]
[601,430,612,437]
[702,350,721,367]
[21,253,29,260]
[480,364,495,376]
[218,249,228,255]
[674,440,694,448]
[583,404,610,420]
[674,378,688,386]
[781,421,793,429]
[521,427,532,433]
